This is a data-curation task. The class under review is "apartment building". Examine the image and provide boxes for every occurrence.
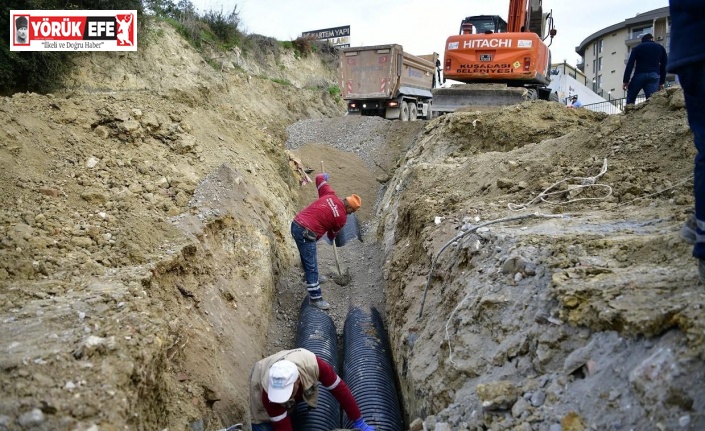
[575,6,674,100]
[551,62,589,87]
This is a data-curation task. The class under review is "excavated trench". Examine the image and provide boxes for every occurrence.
[276,97,705,431]
[4,59,705,429]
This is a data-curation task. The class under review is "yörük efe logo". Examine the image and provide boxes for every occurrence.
[10,10,137,51]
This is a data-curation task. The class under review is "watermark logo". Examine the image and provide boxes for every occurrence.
[10,10,137,51]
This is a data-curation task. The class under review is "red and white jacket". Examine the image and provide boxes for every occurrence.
[293,174,347,242]
[261,356,362,431]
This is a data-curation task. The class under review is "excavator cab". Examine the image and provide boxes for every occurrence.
[431,0,558,115]
[458,15,508,35]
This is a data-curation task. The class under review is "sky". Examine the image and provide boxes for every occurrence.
[190,0,669,67]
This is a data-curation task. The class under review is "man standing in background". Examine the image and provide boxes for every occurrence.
[668,0,705,283]
[622,33,668,107]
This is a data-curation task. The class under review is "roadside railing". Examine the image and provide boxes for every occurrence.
[582,95,646,115]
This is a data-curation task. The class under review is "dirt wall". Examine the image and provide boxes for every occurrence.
[379,93,705,430]
[0,21,343,430]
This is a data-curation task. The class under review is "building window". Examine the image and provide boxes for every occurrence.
[599,40,604,53]
[593,42,597,56]
[598,57,603,71]
[597,75,603,89]
[593,59,597,71]
[631,26,653,39]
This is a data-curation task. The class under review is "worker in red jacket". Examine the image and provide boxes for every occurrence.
[291,173,361,310]
[249,348,375,431]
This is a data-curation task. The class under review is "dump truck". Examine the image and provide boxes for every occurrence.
[431,0,559,115]
[340,44,438,121]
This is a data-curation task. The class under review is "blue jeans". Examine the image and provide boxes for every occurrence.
[677,63,705,260]
[251,423,273,431]
[626,72,660,104]
[291,221,322,299]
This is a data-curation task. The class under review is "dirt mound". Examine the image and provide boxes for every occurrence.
[379,91,704,430]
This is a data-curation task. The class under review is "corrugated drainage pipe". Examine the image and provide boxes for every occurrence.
[292,297,342,431]
[342,306,404,431]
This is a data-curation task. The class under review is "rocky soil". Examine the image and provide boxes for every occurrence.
[379,92,705,430]
[1,17,704,431]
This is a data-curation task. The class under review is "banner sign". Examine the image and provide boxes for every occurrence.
[301,25,350,48]
[10,10,137,51]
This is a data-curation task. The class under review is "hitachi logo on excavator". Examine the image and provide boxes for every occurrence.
[462,39,512,49]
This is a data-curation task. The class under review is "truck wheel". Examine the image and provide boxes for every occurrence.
[409,104,418,121]
[400,101,410,121]
[425,103,434,120]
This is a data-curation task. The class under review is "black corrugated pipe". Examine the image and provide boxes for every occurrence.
[342,306,404,431]
[292,298,342,431]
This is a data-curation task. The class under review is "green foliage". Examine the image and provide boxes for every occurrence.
[203,7,240,47]
[270,77,292,86]
[291,35,317,58]
[0,0,145,95]
[327,85,341,103]
[150,0,242,51]
[245,34,281,65]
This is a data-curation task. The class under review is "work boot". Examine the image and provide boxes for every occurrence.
[310,298,330,310]
[681,213,697,245]
[624,104,635,113]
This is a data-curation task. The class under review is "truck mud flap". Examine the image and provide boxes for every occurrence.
[385,106,401,120]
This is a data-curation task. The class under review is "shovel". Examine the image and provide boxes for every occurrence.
[321,160,351,286]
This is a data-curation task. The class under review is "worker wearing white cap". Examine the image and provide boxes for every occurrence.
[249,348,375,431]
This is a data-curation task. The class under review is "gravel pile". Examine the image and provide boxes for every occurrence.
[285,116,388,172]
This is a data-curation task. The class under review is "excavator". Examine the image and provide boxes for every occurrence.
[431,0,559,115]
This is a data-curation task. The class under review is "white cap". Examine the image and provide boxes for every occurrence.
[267,360,299,403]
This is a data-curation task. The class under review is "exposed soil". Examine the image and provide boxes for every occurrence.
[1,19,704,431]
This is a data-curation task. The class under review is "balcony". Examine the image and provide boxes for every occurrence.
[625,28,653,46]
[624,33,670,63]
[626,36,645,47]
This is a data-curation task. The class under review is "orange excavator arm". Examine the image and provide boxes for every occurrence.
[507,0,529,33]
